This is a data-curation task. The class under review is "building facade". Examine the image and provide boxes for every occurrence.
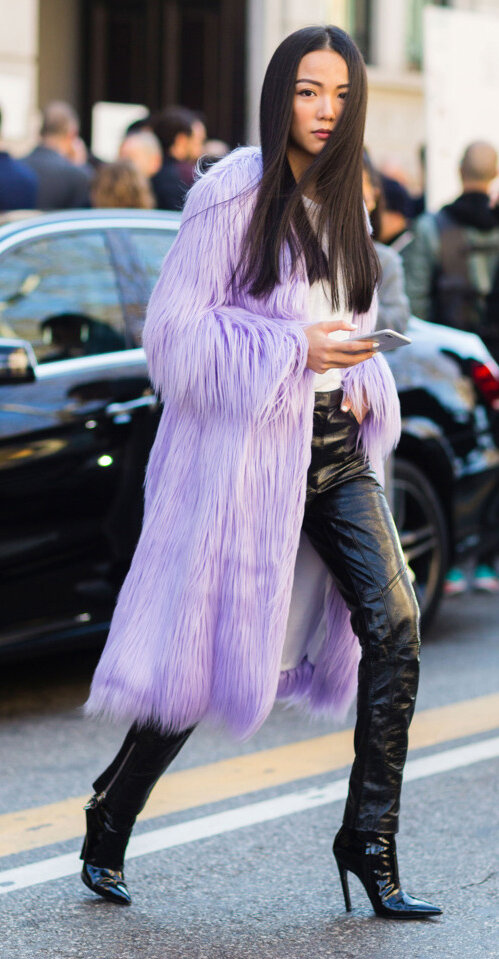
[0,0,497,189]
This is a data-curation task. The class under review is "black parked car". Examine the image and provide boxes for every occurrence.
[388,318,499,626]
[1,210,499,656]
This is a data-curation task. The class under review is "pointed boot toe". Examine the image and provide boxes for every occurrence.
[377,887,442,919]
[81,862,132,905]
[80,795,133,904]
[333,827,443,919]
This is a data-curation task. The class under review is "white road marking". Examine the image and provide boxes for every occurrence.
[0,735,497,897]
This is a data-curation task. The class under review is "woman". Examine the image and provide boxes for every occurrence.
[81,26,441,920]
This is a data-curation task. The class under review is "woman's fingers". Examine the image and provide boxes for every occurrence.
[325,347,375,368]
[319,319,358,334]
[331,338,378,354]
[312,354,373,372]
[341,392,369,424]
[324,339,377,368]
[341,396,360,423]
[304,322,378,372]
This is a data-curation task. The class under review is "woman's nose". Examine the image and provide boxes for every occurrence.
[317,97,335,121]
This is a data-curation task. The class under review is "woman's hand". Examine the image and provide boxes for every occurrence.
[304,320,377,373]
[340,394,369,424]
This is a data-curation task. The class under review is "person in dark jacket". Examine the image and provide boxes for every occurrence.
[23,101,91,211]
[362,150,410,512]
[150,106,206,211]
[379,173,414,258]
[362,152,410,334]
[404,141,499,595]
[0,108,37,211]
[403,142,499,333]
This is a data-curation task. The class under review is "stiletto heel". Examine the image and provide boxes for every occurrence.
[333,826,442,919]
[336,862,352,912]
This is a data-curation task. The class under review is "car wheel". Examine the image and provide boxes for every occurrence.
[392,457,449,631]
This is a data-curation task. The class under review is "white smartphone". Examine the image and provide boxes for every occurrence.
[351,329,412,353]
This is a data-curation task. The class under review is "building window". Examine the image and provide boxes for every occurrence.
[407,0,450,70]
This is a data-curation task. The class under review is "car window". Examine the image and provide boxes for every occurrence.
[129,229,177,297]
[0,231,127,362]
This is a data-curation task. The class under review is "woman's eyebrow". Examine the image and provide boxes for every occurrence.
[295,78,350,88]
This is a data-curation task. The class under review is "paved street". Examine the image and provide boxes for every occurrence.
[1,591,498,959]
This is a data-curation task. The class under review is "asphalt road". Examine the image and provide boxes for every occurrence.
[0,591,498,959]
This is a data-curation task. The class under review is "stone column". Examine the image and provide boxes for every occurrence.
[370,0,408,72]
[0,0,38,151]
[38,0,80,115]
[246,0,283,144]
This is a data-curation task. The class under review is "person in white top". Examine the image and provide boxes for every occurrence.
[80,25,441,922]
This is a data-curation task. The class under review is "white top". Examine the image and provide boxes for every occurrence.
[302,197,354,392]
[309,278,352,392]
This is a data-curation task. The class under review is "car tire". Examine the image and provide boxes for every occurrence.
[392,457,449,632]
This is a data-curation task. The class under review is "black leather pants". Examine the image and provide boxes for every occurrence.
[90,390,419,837]
[303,390,420,833]
[92,723,194,828]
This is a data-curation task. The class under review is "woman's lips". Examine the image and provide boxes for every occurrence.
[313,130,332,140]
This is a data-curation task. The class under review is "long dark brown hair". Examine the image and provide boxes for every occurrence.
[239,26,379,313]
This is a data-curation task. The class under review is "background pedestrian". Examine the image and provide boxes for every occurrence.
[150,106,206,210]
[378,173,414,256]
[0,107,37,212]
[23,101,92,211]
[90,160,155,209]
[403,141,499,595]
[119,131,163,187]
[363,150,411,335]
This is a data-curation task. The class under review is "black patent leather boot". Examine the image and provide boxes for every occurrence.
[80,794,132,905]
[81,722,194,904]
[333,826,442,919]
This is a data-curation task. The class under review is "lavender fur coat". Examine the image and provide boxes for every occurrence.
[86,147,401,738]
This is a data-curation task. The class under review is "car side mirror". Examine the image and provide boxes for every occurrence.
[0,339,37,384]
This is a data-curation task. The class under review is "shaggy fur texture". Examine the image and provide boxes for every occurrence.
[85,147,401,738]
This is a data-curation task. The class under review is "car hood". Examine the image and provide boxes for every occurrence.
[405,316,498,366]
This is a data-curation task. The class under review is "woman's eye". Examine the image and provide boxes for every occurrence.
[298,89,315,97]
[338,92,349,100]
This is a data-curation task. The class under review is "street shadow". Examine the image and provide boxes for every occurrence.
[0,643,101,720]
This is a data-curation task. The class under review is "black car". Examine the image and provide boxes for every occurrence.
[1,210,499,656]
[388,318,499,625]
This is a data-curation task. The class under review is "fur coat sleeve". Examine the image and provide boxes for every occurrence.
[143,154,310,424]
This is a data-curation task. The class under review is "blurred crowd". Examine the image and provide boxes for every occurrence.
[364,139,499,595]
[0,100,229,215]
[1,98,498,591]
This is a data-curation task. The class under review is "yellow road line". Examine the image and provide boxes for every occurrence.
[1,692,498,859]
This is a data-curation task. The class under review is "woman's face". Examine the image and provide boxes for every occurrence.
[288,49,349,173]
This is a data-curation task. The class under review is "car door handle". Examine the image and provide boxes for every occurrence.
[105,395,158,417]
